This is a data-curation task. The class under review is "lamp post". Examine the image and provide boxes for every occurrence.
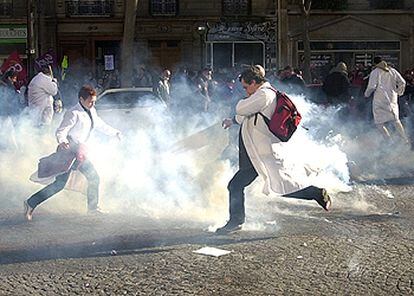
[27,0,36,79]
[197,26,206,68]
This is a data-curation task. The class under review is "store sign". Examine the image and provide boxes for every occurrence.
[376,52,399,68]
[355,53,373,66]
[207,21,276,42]
[300,53,332,67]
[0,27,27,39]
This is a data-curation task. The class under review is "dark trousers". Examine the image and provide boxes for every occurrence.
[227,166,258,223]
[228,131,322,223]
[27,160,100,211]
[227,131,259,223]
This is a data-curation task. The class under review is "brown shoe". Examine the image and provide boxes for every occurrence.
[24,200,34,221]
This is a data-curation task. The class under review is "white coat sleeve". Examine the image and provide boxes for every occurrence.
[56,110,77,144]
[42,78,58,96]
[236,89,273,116]
[364,71,378,98]
[394,70,406,96]
[235,114,245,124]
[94,115,120,137]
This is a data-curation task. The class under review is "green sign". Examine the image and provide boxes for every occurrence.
[0,25,27,44]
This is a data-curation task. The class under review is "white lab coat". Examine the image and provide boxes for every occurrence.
[364,66,406,124]
[235,82,301,196]
[31,102,120,192]
[27,72,58,126]
[56,102,119,144]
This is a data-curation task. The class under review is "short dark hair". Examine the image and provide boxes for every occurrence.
[78,84,97,100]
[239,66,266,84]
[40,65,51,75]
[374,56,382,65]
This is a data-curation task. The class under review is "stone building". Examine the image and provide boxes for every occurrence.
[286,0,414,78]
[1,0,414,79]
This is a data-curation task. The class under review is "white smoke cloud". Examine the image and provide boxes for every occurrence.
[1,76,408,232]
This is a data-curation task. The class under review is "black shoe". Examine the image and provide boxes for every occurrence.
[215,219,243,234]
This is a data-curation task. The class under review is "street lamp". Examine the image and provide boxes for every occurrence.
[197,25,206,68]
[27,0,37,79]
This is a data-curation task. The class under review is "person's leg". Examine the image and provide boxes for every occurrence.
[78,160,100,211]
[282,185,331,211]
[25,171,71,220]
[27,172,71,209]
[227,167,258,223]
[393,120,410,144]
[376,123,391,139]
[216,167,258,234]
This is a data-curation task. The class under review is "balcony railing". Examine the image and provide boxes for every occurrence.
[150,0,177,16]
[0,0,13,17]
[222,0,250,16]
[65,0,114,17]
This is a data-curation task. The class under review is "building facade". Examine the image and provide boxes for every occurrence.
[285,0,414,76]
[1,0,414,80]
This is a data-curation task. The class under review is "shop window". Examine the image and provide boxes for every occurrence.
[65,0,114,17]
[150,0,177,16]
[0,0,13,17]
[222,0,250,16]
[213,43,232,69]
[210,42,264,70]
[369,0,404,9]
[234,43,263,67]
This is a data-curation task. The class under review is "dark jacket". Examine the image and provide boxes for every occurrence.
[322,72,350,104]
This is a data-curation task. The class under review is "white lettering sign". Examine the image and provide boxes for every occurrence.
[0,27,27,39]
[35,53,54,69]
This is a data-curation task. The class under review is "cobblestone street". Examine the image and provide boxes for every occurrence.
[1,184,413,295]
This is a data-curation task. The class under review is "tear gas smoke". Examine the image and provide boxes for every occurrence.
[0,72,406,231]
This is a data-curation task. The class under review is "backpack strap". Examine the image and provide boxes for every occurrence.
[254,86,280,126]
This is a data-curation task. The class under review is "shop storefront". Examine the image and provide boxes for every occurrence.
[297,40,401,80]
[206,21,277,71]
[0,24,27,61]
[288,15,411,81]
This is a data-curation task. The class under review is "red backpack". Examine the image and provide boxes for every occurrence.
[255,87,302,142]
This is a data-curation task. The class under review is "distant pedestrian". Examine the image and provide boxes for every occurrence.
[0,69,20,149]
[364,57,408,142]
[155,69,172,105]
[280,65,306,94]
[0,69,20,117]
[27,66,58,127]
[195,68,214,112]
[322,62,351,105]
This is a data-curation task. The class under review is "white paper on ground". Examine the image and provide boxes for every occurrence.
[193,247,232,257]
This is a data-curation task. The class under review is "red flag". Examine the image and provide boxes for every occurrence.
[0,51,27,90]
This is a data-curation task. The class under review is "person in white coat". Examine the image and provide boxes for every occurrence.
[24,85,121,221]
[27,66,58,127]
[364,57,408,142]
[216,66,331,234]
